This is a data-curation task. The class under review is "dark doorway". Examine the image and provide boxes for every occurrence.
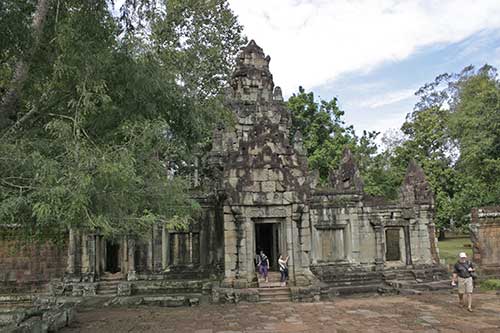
[105,241,121,273]
[385,228,401,261]
[255,223,279,271]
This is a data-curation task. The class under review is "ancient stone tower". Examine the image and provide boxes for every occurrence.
[209,40,315,286]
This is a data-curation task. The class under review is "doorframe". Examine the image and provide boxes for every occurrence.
[252,217,286,272]
[97,237,125,276]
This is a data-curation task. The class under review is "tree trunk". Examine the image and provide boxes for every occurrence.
[0,0,50,129]
[438,228,446,241]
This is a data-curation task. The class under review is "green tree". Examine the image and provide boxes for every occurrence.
[386,65,500,236]
[287,86,357,180]
[287,86,380,185]
[0,0,245,241]
[447,66,500,225]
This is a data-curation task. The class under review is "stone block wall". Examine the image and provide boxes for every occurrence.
[308,151,439,285]
[470,206,500,277]
[0,238,67,293]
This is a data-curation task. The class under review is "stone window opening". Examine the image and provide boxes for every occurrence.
[167,232,200,267]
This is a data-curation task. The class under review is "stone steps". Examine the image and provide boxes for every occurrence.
[100,274,124,281]
[256,272,291,302]
[258,287,291,302]
[97,279,122,296]
[326,284,386,296]
[257,272,283,288]
[258,281,283,288]
[387,279,452,292]
[105,294,201,307]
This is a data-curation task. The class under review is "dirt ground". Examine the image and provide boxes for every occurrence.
[62,291,500,333]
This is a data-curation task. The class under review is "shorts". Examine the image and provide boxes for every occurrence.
[458,276,473,294]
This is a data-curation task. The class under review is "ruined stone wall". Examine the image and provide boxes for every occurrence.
[309,193,376,266]
[308,150,439,284]
[132,198,224,279]
[362,203,435,266]
[0,237,67,292]
[309,198,437,284]
[470,206,500,277]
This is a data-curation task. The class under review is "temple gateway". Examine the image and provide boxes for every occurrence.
[1,41,448,300]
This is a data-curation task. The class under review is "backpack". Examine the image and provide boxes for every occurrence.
[259,254,268,266]
[458,261,477,280]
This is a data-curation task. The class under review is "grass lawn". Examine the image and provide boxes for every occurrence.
[437,237,473,266]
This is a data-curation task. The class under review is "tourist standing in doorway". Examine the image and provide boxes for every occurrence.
[258,250,269,283]
[278,254,289,287]
[452,252,475,312]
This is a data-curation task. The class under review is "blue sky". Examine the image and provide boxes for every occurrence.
[228,0,500,139]
[316,29,500,136]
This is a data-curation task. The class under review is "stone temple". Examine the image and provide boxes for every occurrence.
[0,41,449,300]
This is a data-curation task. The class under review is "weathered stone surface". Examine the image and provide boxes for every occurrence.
[42,304,74,332]
[117,282,132,296]
[470,206,500,277]
[328,148,364,193]
[399,160,434,205]
[142,296,189,307]
[0,302,76,333]
[0,238,67,293]
[0,310,27,326]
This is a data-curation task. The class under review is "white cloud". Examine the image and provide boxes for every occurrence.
[359,88,415,109]
[228,0,500,94]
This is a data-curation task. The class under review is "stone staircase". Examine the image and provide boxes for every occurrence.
[312,265,451,296]
[257,272,291,302]
[316,269,386,296]
[97,274,124,296]
[258,272,283,288]
[383,267,452,294]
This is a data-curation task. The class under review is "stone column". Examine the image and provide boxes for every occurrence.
[162,225,168,269]
[404,225,413,266]
[373,225,385,270]
[147,229,153,272]
[66,228,76,275]
[188,232,193,264]
[233,213,246,283]
[127,238,137,280]
[299,211,312,267]
[286,216,296,283]
[239,217,254,282]
[122,238,128,275]
[427,221,439,264]
[153,225,162,272]
[98,237,105,275]
[81,232,90,274]
[92,234,102,275]
[199,211,208,268]
[85,233,97,281]
[223,206,238,283]
[171,234,178,266]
